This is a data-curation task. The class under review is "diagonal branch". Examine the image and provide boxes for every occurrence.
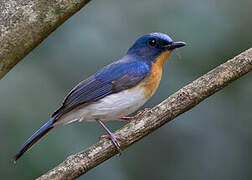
[0,0,91,79]
[37,48,252,180]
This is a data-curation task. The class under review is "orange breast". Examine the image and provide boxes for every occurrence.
[143,51,172,99]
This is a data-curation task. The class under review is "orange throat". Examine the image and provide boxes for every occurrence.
[143,50,172,99]
[155,50,172,68]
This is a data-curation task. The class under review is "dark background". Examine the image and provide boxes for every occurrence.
[1,0,252,179]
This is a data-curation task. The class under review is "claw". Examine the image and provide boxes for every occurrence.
[99,134,126,155]
[97,120,122,154]
[119,108,150,122]
[100,134,126,141]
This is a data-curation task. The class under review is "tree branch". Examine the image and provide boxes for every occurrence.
[37,48,252,180]
[0,0,91,79]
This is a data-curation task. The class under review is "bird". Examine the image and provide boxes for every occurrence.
[13,32,186,162]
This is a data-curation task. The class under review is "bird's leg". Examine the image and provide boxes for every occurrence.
[118,108,150,122]
[96,119,122,154]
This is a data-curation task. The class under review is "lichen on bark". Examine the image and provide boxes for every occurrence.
[0,0,91,79]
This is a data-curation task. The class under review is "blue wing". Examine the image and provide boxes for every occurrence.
[52,57,151,118]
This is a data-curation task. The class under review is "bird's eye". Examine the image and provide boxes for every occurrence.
[148,38,157,46]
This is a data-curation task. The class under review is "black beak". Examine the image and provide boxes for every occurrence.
[166,41,186,50]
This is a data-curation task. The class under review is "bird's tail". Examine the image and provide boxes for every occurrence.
[13,116,56,163]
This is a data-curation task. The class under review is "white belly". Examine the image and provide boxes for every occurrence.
[54,85,148,125]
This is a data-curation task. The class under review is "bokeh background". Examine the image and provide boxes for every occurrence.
[1,0,252,179]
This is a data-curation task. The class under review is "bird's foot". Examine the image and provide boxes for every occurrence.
[96,119,124,155]
[118,108,151,122]
[99,134,124,155]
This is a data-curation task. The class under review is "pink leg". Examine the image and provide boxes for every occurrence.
[96,120,122,154]
[118,108,150,122]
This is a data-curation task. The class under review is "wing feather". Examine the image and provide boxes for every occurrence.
[52,59,151,118]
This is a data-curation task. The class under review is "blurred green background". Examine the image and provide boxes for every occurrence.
[1,0,252,179]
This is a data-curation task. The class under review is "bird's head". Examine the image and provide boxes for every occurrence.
[127,32,186,65]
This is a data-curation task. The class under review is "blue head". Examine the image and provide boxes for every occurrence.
[127,32,186,63]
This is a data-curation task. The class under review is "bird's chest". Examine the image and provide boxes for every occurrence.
[142,63,163,99]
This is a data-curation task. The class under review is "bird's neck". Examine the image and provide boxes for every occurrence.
[154,50,172,68]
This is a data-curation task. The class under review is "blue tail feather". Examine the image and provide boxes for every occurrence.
[13,116,56,163]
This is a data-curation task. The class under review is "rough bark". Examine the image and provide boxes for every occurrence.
[37,48,252,180]
[0,0,91,79]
